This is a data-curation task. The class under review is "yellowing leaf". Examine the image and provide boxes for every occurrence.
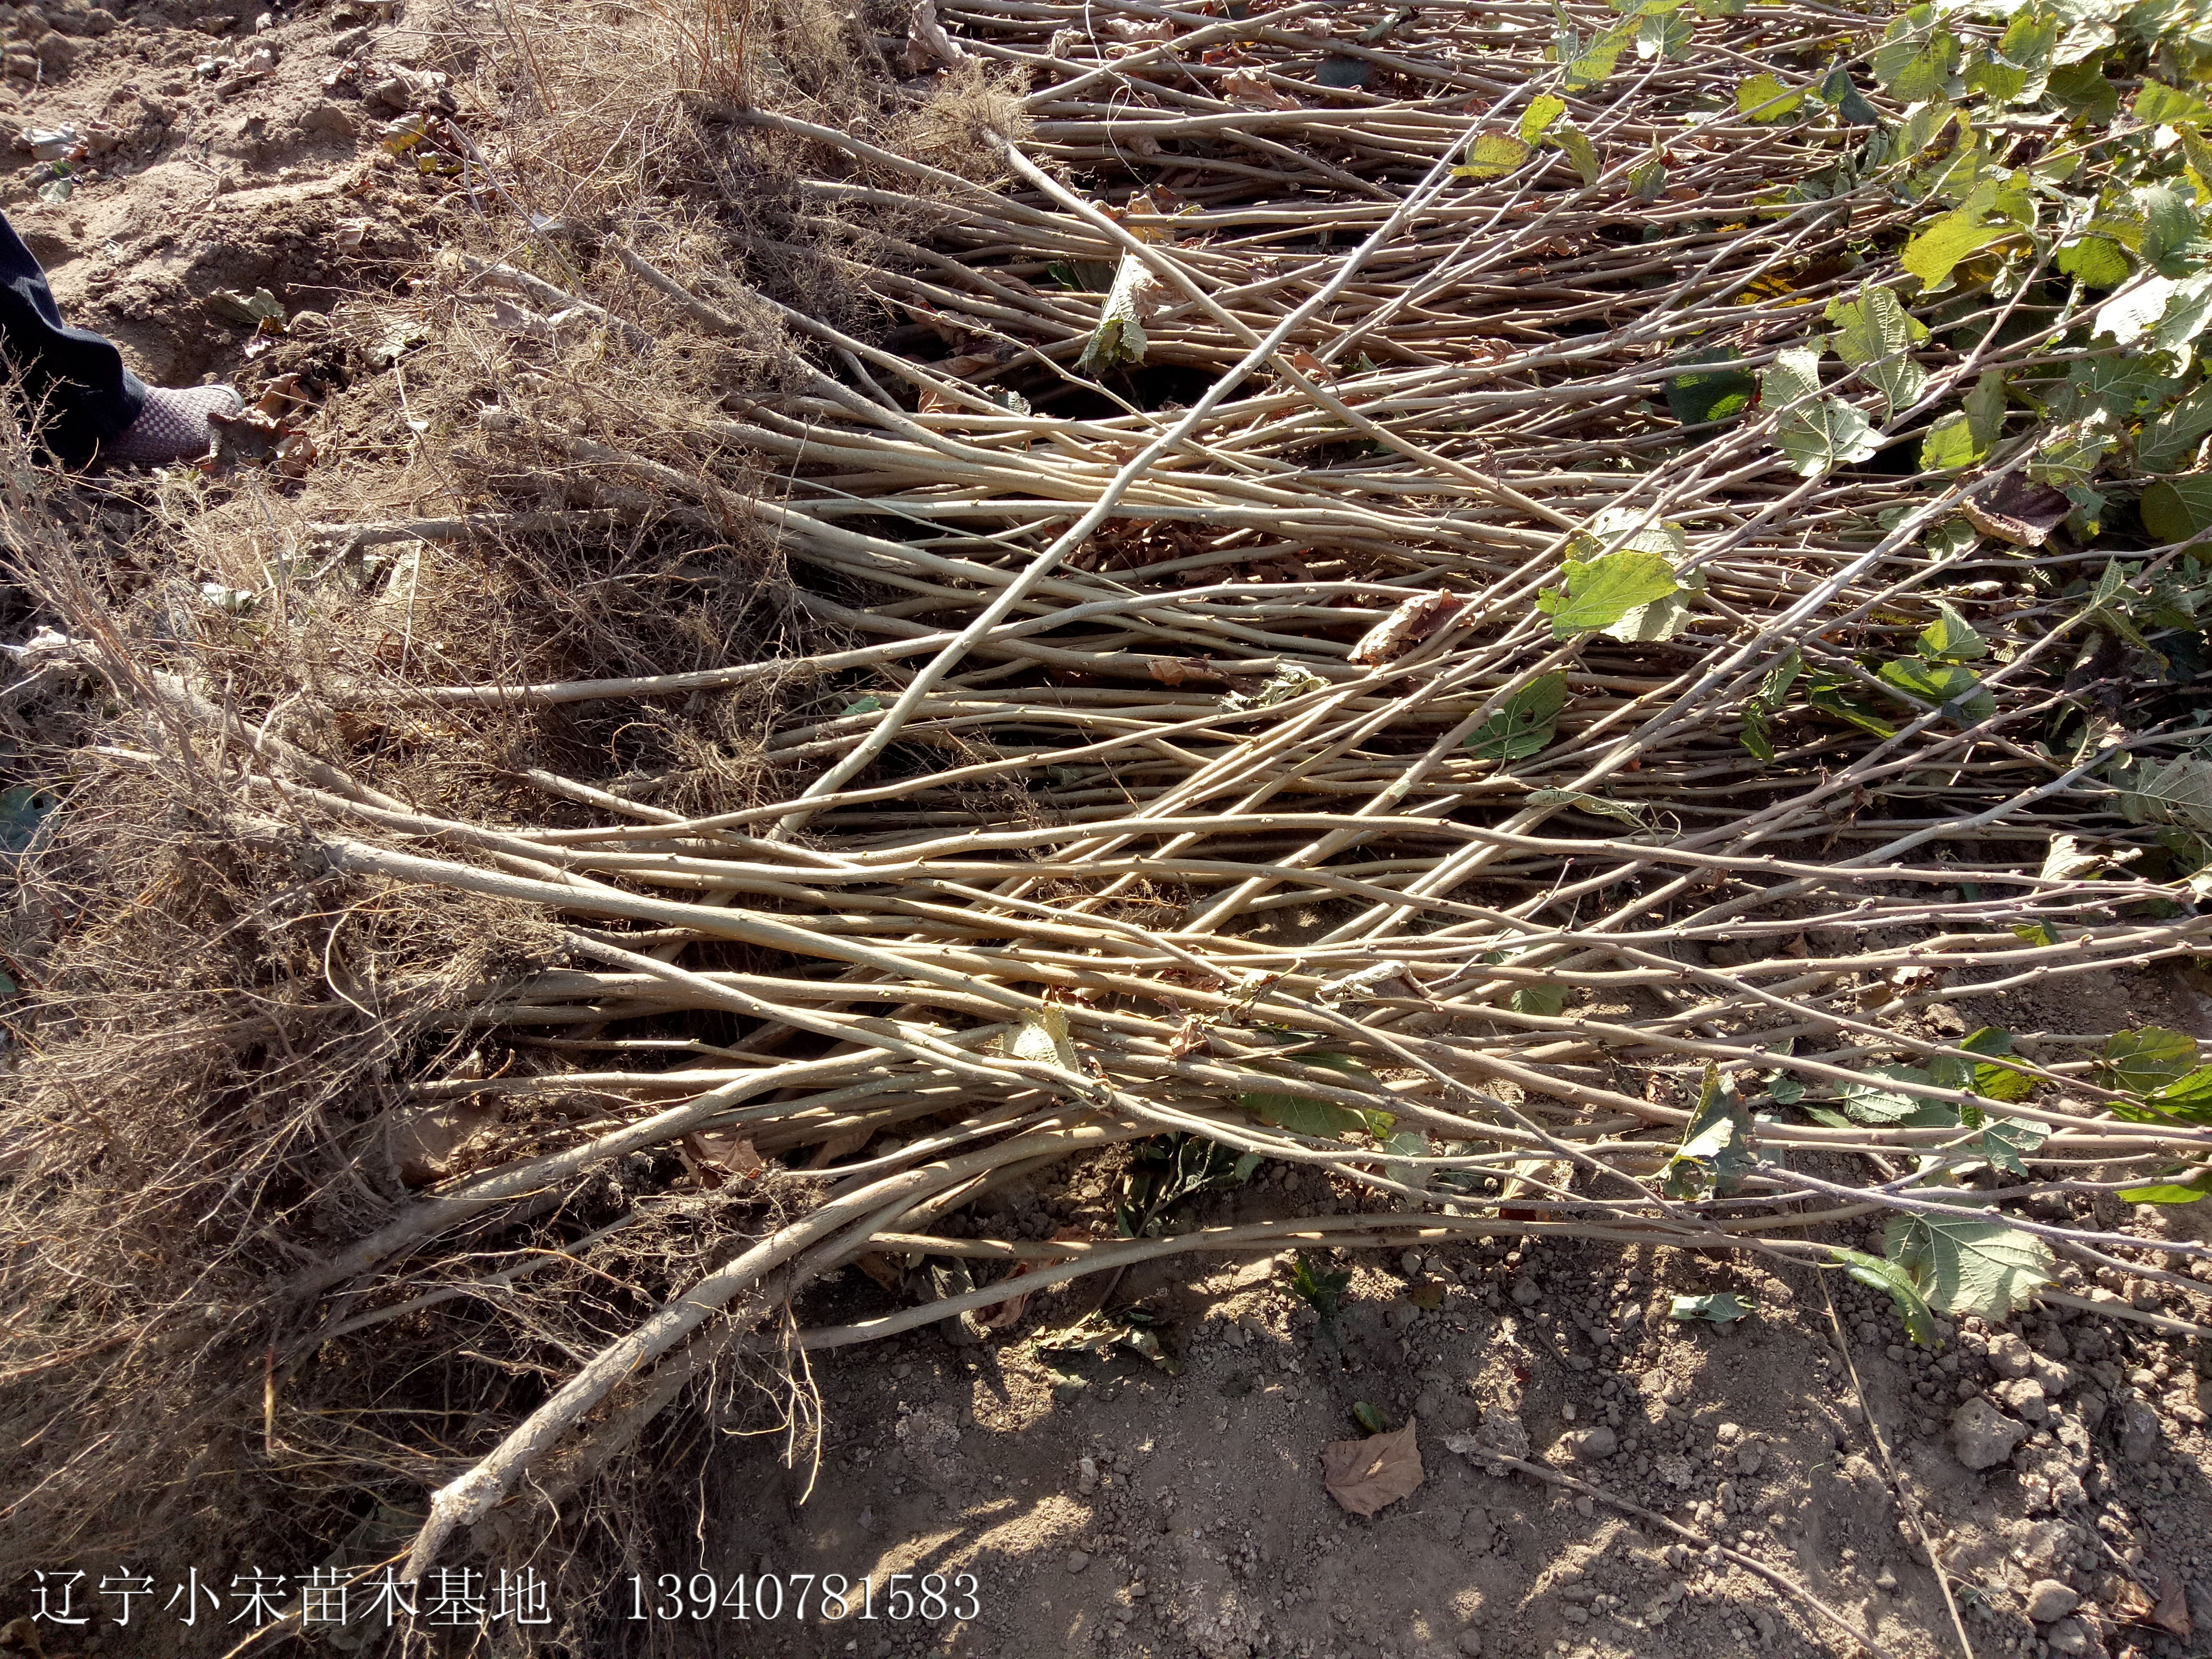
[1454,133,1531,179]
[1737,73,1804,121]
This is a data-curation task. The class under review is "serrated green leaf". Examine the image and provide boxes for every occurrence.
[1663,1063,1755,1200]
[1883,1207,2052,1320]
[1824,1246,1937,1345]
[1917,602,1986,663]
[1637,11,1692,58]
[2112,756,2212,836]
[1903,207,2001,291]
[1839,1063,1949,1125]
[2057,234,2130,289]
[1669,1292,1753,1326]
[1510,982,1567,1017]
[1242,1090,1369,1141]
[1824,284,1928,416]
[1878,656,1996,724]
[1467,672,1568,761]
[1872,12,1959,102]
[2136,78,2212,129]
[2013,921,2058,947]
[2138,383,2212,475]
[1737,73,1804,121]
[2144,1067,2212,1120]
[1565,21,1635,89]
[1665,349,1755,425]
[1774,396,1881,475]
[1518,94,1567,145]
[2141,475,2212,544]
[1552,124,1601,187]
[1972,1116,2049,1176]
[2097,1026,2199,1095]
[1454,133,1532,180]
[2047,56,2115,118]
[1536,550,1681,636]
[1921,412,1983,471]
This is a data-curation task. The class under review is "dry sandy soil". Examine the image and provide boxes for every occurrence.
[4,5,2212,1659]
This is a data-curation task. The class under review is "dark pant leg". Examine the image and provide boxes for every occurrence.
[0,211,145,464]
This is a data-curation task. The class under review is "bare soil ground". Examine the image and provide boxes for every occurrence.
[5,6,2212,1659]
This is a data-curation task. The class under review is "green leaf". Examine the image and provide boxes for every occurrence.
[1467,672,1568,761]
[2140,475,2212,544]
[1536,550,1681,636]
[1823,1246,1936,1346]
[1509,982,1566,1017]
[2144,1067,2212,1121]
[1903,207,2001,291]
[2012,921,2058,947]
[1669,1292,1753,1326]
[1242,1090,1368,1140]
[1917,602,1986,663]
[1824,284,1928,416]
[2112,756,2212,836]
[1353,1400,1392,1434]
[1762,345,1879,476]
[1628,150,1669,202]
[1454,134,1532,180]
[1665,349,1755,425]
[2048,60,2117,122]
[1525,787,1651,830]
[1565,22,1636,89]
[1872,12,1959,102]
[1972,1116,2049,1176]
[2118,1179,2212,1203]
[1839,1063,1949,1125]
[1077,252,1159,374]
[1518,95,1567,144]
[1920,369,2008,473]
[2057,234,2130,290]
[840,694,884,717]
[1289,1253,1352,1318]
[1883,1206,2052,1320]
[1768,1073,1805,1105]
[1773,396,1881,475]
[1804,672,1897,738]
[2135,78,2212,129]
[1737,73,1804,121]
[2097,1026,2199,1095]
[1878,656,1995,725]
[1663,1063,1755,1200]
[1552,125,1601,187]
[1817,65,1882,125]
[1637,11,1691,58]
[2137,383,2212,476]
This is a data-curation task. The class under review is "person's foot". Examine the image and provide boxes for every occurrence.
[100,383,244,466]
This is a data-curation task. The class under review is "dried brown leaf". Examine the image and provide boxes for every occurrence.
[686,1130,765,1177]
[1349,591,1466,666]
[1960,475,2071,548]
[1320,1417,1423,1516]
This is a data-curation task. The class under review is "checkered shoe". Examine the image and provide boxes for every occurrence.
[101,383,244,466]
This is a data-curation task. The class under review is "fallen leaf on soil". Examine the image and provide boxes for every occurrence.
[1349,590,1466,665]
[1320,1417,1423,1516]
[852,1252,907,1291]
[386,1101,498,1186]
[685,1129,764,1177]
[1220,70,1300,108]
[1147,656,1220,685]
[2148,1565,2194,1636]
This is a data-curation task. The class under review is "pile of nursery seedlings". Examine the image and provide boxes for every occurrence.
[12,0,2212,1597]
